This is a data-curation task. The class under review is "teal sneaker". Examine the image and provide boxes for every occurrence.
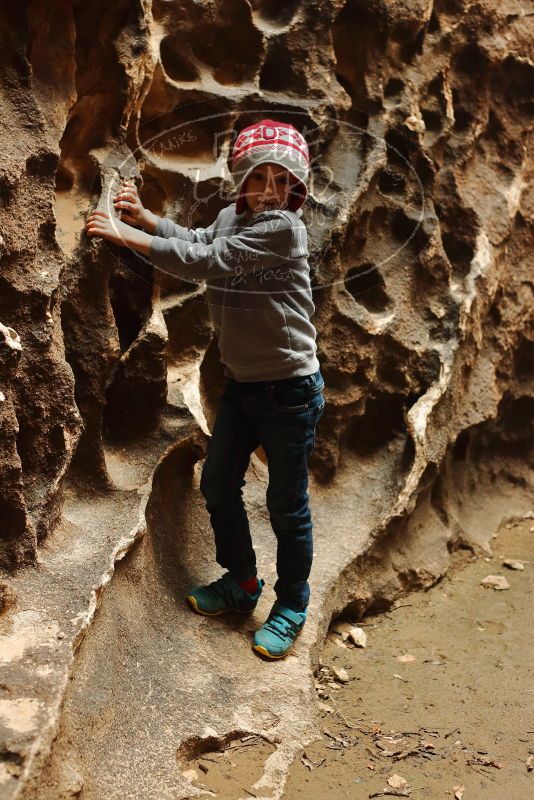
[252,602,307,659]
[186,572,264,616]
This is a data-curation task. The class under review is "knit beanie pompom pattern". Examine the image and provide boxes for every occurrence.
[230,119,309,214]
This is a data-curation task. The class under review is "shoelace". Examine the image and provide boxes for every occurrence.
[263,611,301,642]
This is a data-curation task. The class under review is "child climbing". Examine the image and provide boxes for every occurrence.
[85,118,325,658]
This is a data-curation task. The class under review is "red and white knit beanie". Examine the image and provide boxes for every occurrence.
[230,118,309,214]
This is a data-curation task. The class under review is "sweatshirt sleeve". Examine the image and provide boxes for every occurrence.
[152,214,217,245]
[148,211,294,283]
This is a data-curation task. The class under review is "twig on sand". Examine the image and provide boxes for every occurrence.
[329,694,358,730]
[387,603,413,612]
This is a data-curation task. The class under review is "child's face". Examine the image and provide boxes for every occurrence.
[243,163,296,214]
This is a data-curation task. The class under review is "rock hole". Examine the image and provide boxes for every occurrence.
[452,429,470,461]
[344,394,408,456]
[108,260,153,352]
[453,107,472,132]
[441,231,475,277]
[0,747,24,779]
[451,88,472,132]
[344,263,391,314]
[177,731,276,797]
[390,209,421,244]
[0,174,16,206]
[453,43,488,77]
[259,41,305,93]
[484,109,505,145]
[421,107,442,132]
[26,149,59,177]
[332,0,387,109]
[251,0,300,28]
[439,0,464,14]
[384,77,404,98]
[385,127,414,168]
[335,72,354,98]
[400,434,416,474]
[514,337,534,379]
[390,25,426,64]
[189,7,263,85]
[378,168,405,194]
[160,37,200,82]
[428,10,440,33]
[427,73,444,99]
[494,56,534,116]
[139,97,232,164]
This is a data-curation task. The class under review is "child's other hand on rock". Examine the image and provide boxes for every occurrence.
[85,211,131,246]
[112,180,149,228]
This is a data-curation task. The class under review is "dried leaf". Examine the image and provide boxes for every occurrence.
[393,673,408,682]
[453,786,465,800]
[301,754,315,771]
[480,575,510,590]
[324,728,351,747]
[348,626,368,647]
[397,654,416,663]
[419,740,435,750]
[375,737,407,757]
[502,559,526,570]
[468,754,504,768]
[526,754,533,771]
[387,773,408,789]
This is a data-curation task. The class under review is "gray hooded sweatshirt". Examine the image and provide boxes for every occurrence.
[149,202,320,382]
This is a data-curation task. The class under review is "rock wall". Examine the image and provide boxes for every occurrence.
[0,1,532,798]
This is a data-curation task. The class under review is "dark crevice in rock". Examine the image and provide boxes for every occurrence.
[344,262,391,313]
[384,77,405,98]
[377,168,406,194]
[108,260,153,353]
[343,393,411,457]
[160,37,200,83]
[251,0,301,28]
[260,39,308,94]
[177,730,265,761]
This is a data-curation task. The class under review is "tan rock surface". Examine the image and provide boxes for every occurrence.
[0,1,532,798]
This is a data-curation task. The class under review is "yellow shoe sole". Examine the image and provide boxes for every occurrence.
[252,643,292,659]
[186,595,226,616]
[186,595,256,616]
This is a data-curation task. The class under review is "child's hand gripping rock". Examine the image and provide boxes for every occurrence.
[112,180,151,229]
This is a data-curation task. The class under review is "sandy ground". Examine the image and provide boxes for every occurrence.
[182,515,534,799]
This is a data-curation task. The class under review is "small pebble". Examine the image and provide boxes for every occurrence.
[332,666,350,683]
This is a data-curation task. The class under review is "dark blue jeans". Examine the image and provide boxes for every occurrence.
[199,368,325,612]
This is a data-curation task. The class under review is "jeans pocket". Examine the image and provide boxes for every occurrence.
[267,375,312,412]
